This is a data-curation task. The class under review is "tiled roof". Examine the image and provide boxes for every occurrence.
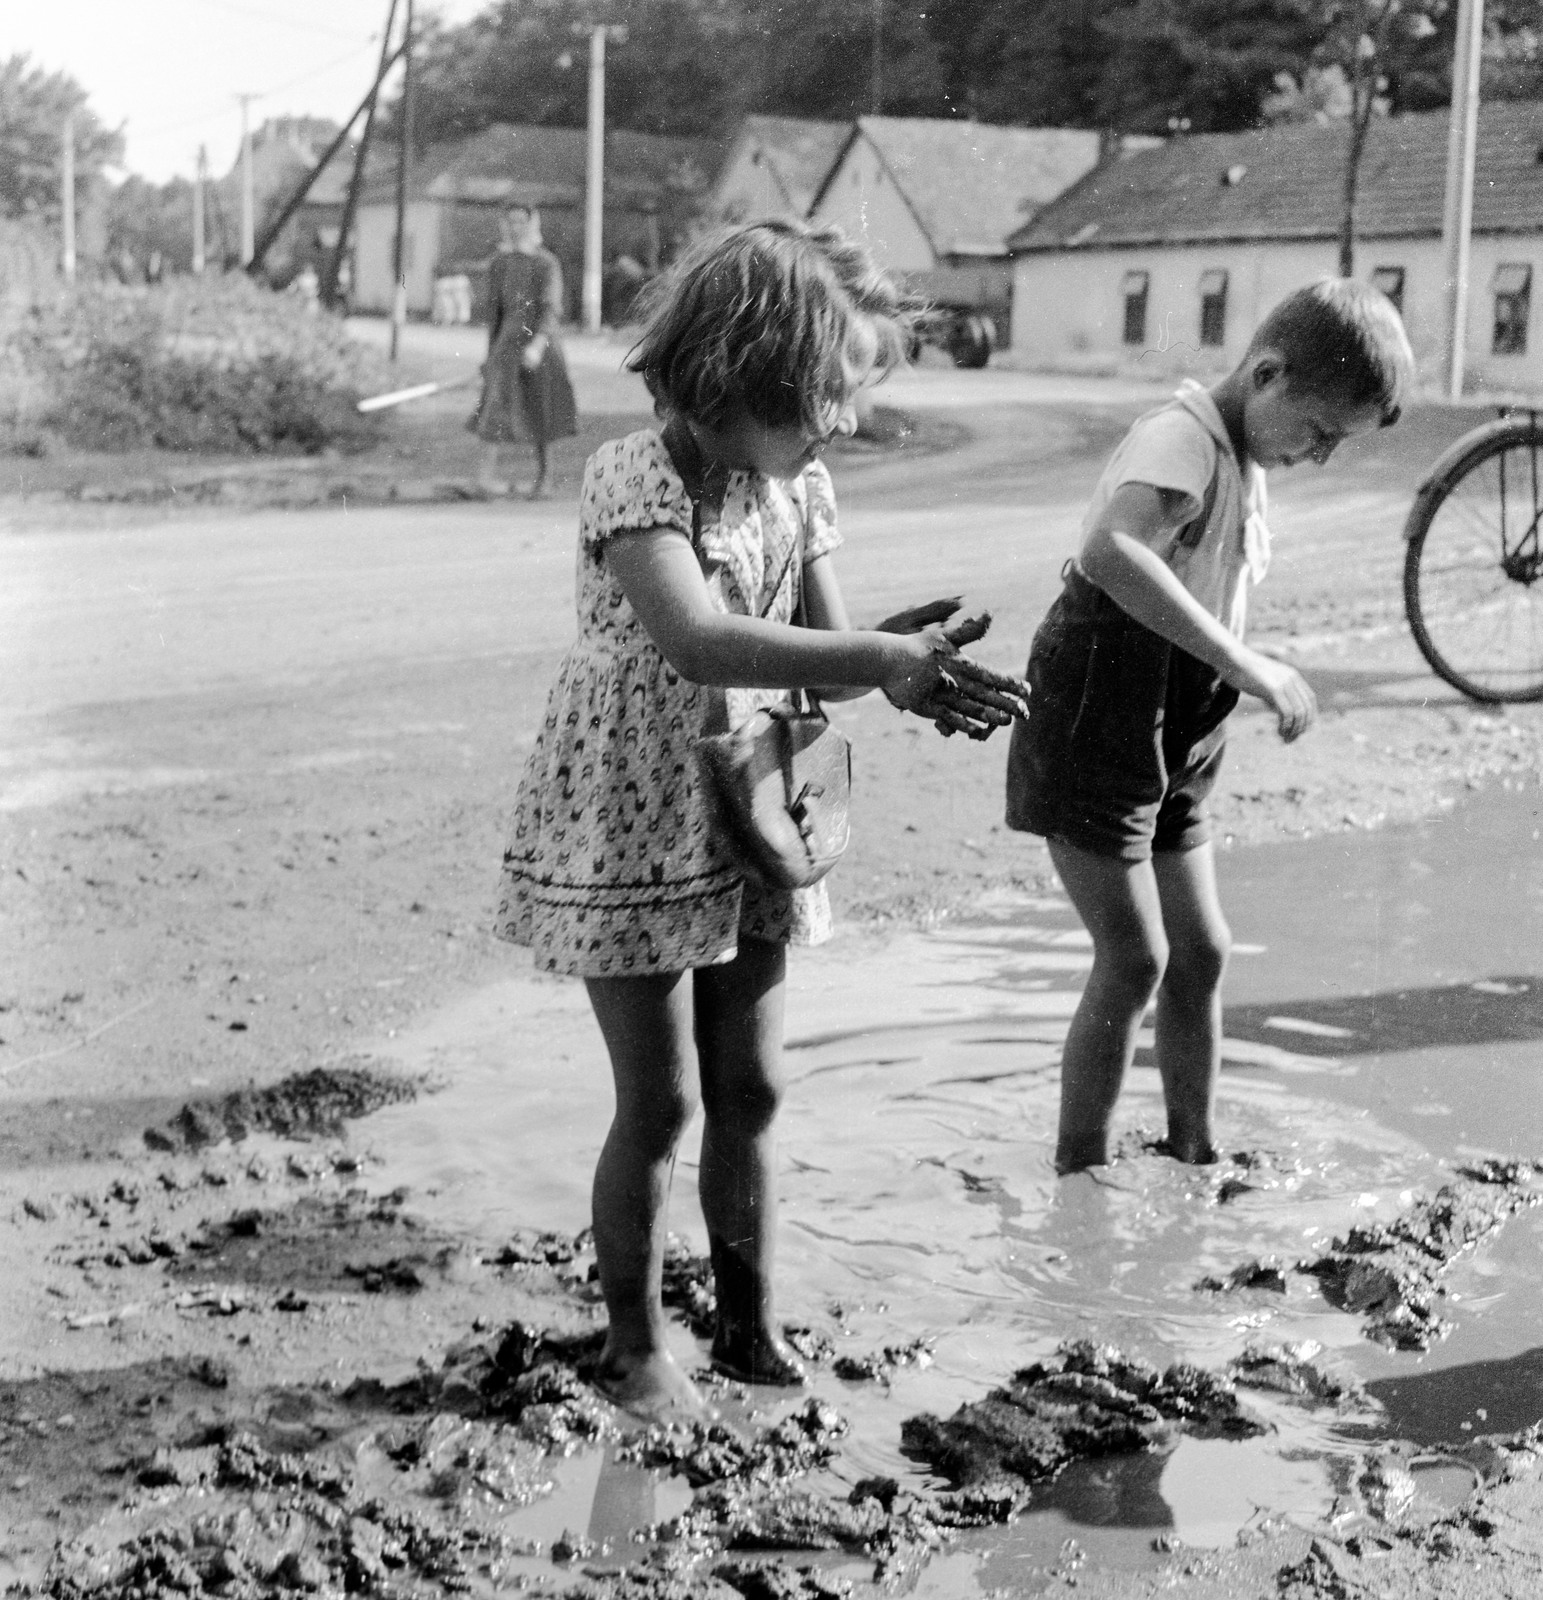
[834,117,1103,256]
[1010,102,1543,252]
[357,123,719,208]
[726,115,850,215]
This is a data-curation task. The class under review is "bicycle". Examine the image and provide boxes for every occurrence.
[1404,407,1543,703]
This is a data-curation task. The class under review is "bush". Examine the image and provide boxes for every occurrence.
[10,273,390,455]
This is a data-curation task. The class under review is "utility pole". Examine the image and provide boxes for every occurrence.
[326,0,401,310]
[1440,0,1485,401]
[193,144,207,274]
[238,93,256,266]
[581,24,626,335]
[61,114,76,284]
[390,0,415,360]
[582,26,607,334]
[870,0,884,116]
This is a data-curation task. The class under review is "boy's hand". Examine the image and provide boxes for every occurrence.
[1234,650,1316,742]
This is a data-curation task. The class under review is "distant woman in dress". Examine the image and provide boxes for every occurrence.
[471,203,578,499]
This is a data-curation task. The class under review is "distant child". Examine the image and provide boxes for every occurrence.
[1006,278,1414,1174]
[494,221,1027,1419]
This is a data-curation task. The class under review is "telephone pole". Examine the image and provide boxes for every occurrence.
[193,144,207,274]
[870,0,884,116]
[582,26,607,334]
[581,24,626,334]
[238,93,257,266]
[61,114,76,284]
[390,0,415,360]
[1440,0,1485,401]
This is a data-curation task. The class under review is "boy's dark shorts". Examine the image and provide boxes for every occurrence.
[1006,567,1240,863]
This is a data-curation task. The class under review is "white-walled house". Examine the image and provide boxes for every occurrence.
[704,116,848,227]
[1007,104,1543,394]
[809,117,1105,343]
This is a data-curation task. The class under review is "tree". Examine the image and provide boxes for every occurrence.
[404,0,950,149]
[105,177,199,278]
[1300,0,1445,276]
[1092,0,1325,134]
[925,0,1135,125]
[0,54,122,223]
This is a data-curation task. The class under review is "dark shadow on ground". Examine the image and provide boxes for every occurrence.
[1365,1346,1543,1445]
[1290,665,1461,709]
[1221,977,1542,1059]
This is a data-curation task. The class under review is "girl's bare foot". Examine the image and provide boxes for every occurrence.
[476,477,512,498]
[710,1327,807,1388]
[593,1347,710,1422]
[523,475,550,501]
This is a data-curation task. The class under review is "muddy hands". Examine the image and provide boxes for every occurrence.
[876,596,1031,740]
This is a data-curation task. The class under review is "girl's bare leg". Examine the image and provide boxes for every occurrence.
[585,970,706,1419]
[527,440,550,499]
[1047,839,1168,1172]
[694,937,805,1385]
[1151,843,1230,1164]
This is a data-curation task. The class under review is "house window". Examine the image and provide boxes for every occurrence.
[1371,266,1405,315]
[1122,270,1149,345]
[1493,264,1532,355]
[1198,268,1228,347]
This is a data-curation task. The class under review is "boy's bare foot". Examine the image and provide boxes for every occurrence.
[710,1328,807,1388]
[593,1348,711,1422]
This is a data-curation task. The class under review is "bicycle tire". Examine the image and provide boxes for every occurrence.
[1403,418,1543,703]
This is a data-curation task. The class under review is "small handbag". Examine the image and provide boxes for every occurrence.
[661,419,853,893]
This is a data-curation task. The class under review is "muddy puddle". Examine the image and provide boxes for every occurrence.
[256,777,1538,1594]
[12,781,1543,1597]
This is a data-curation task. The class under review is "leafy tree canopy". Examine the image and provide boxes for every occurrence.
[396,0,1543,151]
[0,54,123,221]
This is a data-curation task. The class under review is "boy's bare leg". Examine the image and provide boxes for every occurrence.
[1151,843,1230,1164]
[585,971,709,1419]
[1047,838,1168,1172]
[694,938,805,1386]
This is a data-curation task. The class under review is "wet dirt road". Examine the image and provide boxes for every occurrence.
[5,347,1543,1596]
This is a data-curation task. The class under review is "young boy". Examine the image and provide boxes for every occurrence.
[1006,278,1415,1173]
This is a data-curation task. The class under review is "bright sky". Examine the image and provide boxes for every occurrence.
[11,0,490,183]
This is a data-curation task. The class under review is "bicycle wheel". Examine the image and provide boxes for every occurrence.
[1404,418,1543,703]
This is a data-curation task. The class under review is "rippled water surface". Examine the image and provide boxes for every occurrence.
[367,781,1543,1588]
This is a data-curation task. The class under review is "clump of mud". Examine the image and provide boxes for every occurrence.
[39,1429,483,1600]
[143,1063,421,1152]
[831,1339,934,1384]
[1228,1340,1363,1406]
[900,1339,1264,1489]
[1197,1162,1543,1350]
[620,1397,849,1490]
[1301,1163,1543,1349]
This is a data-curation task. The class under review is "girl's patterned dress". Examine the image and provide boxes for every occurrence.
[493,428,842,978]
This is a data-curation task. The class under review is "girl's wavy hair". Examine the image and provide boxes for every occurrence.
[626,220,918,434]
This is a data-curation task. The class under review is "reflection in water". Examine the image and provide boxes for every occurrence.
[366,784,1543,1583]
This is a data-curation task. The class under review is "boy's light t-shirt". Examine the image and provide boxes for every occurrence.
[1078,379,1269,638]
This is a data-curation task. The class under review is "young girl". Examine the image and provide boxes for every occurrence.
[493,221,1026,1420]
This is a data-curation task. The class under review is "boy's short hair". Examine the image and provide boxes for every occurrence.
[1249,277,1415,426]
[626,221,917,435]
